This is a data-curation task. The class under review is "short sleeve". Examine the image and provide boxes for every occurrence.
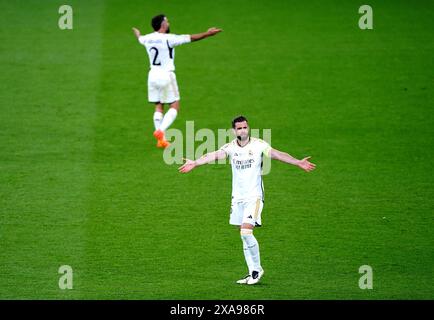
[167,34,191,48]
[138,35,147,46]
[259,140,272,157]
[219,143,232,157]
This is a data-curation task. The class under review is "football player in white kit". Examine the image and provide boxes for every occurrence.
[179,116,316,285]
[132,15,222,148]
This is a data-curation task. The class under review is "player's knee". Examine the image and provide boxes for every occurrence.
[240,228,253,238]
[155,104,164,113]
[170,101,180,111]
[241,223,254,230]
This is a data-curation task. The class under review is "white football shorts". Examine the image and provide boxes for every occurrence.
[229,198,264,227]
[147,69,180,104]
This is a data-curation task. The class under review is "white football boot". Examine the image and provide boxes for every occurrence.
[236,274,251,284]
[247,269,264,285]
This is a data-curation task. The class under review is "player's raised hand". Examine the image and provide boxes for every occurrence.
[179,158,197,173]
[297,156,316,172]
[207,27,223,36]
[132,27,141,38]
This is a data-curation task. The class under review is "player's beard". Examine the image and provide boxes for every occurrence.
[166,27,170,33]
[237,134,249,142]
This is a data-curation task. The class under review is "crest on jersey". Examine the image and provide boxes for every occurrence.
[249,150,253,156]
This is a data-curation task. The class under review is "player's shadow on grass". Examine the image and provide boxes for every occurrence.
[236,283,269,288]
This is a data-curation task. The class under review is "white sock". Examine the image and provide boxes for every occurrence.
[241,236,255,275]
[159,108,178,132]
[241,229,262,274]
[153,111,163,130]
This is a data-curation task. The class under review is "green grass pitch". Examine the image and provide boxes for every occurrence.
[0,0,433,299]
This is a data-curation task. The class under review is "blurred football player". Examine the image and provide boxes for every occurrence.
[133,15,222,148]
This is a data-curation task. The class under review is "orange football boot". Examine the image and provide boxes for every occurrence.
[156,139,170,149]
[153,129,164,141]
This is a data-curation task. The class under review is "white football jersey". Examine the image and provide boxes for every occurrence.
[220,137,272,201]
[138,32,191,72]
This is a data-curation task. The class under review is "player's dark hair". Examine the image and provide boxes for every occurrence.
[151,14,166,31]
[232,116,248,128]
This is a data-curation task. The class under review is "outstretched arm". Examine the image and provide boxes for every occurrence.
[269,148,316,172]
[190,27,222,42]
[132,27,141,39]
[179,149,227,173]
